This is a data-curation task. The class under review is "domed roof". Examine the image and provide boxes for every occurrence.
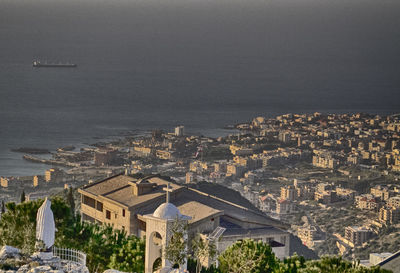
[153,202,190,220]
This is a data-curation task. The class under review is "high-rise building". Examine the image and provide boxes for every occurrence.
[345,226,372,246]
[280,185,296,201]
[0,177,9,188]
[185,172,196,184]
[33,176,39,187]
[379,206,400,225]
[174,126,185,137]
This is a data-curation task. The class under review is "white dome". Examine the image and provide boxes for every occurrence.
[153,203,190,220]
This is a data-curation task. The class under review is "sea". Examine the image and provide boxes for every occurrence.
[0,0,399,177]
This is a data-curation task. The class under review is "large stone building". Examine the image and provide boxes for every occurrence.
[78,174,290,259]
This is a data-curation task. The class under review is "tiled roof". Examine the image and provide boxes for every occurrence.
[80,174,288,230]
[80,174,183,207]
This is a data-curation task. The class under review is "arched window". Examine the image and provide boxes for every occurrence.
[152,257,162,272]
[152,231,162,246]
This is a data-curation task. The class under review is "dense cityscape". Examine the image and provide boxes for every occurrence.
[1,0,400,271]
[1,112,400,272]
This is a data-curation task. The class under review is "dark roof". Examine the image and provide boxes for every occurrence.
[222,227,287,238]
[188,181,259,211]
[378,249,400,273]
[79,174,183,207]
[270,240,285,247]
[220,218,241,229]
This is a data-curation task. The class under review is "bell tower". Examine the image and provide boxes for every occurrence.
[143,183,191,273]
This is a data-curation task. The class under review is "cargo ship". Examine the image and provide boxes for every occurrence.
[33,60,77,68]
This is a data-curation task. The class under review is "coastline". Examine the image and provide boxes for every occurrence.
[1,110,397,178]
[0,126,237,178]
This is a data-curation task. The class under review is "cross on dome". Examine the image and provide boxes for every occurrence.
[163,182,173,203]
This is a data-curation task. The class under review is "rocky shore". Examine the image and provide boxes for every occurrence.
[22,155,79,168]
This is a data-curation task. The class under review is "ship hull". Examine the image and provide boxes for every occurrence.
[33,63,77,68]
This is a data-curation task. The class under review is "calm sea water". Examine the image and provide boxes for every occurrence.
[1,0,399,177]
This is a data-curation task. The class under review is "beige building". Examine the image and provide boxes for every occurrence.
[280,185,296,201]
[276,199,294,214]
[185,172,196,184]
[371,185,394,201]
[379,206,400,225]
[297,225,320,248]
[79,174,291,260]
[335,187,356,200]
[388,196,400,208]
[226,163,246,177]
[132,146,152,157]
[312,155,339,169]
[0,177,9,188]
[174,125,185,136]
[345,226,372,246]
[355,195,380,210]
[189,161,209,173]
[155,149,174,160]
[229,145,254,156]
[315,190,337,204]
[45,168,63,182]
[213,161,227,173]
[33,176,39,187]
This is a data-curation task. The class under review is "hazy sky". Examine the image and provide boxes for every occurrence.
[1,0,399,111]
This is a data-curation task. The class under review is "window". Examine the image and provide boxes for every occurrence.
[82,213,95,223]
[106,210,111,219]
[83,195,96,208]
[115,213,117,219]
[96,201,103,212]
[138,219,146,231]
[122,209,126,217]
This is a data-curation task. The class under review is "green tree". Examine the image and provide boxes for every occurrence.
[218,239,278,273]
[67,187,75,216]
[0,197,147,273]
[58,218,143,273]
[108,235,145,273]
[1,200,5,214]
[0,197,74,254]
[191,234,218,273]
[20,190,26,203]
[0,200,41,254]
[274,254,306,273]
[164,219,189,270]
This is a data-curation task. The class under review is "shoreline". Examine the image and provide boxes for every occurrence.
[0,126,236,178]
[2,111,398,178]
[22,154,79,168]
